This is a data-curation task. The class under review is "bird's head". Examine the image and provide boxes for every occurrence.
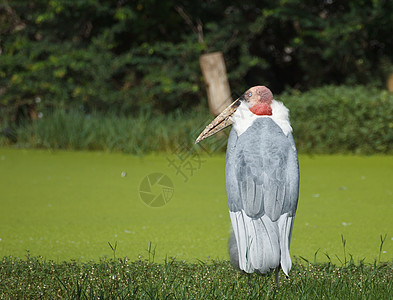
[195,86,274,143]
[240,86,274,116]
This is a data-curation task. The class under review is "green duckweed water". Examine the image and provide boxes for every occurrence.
[0,148,392,263]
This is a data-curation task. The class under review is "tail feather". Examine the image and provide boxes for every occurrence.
[278,213,293,276]
[229,210,280,274]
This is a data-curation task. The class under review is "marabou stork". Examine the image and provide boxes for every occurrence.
[195,86,299,286]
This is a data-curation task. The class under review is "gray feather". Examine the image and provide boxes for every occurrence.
[226,118,299,275]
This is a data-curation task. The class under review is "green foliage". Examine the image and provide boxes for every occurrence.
[6,106,229,154]
[1,255,393,299]
[0,0,204,120]
[1,0,393,122]
[282,85,393,154]
[2,85,392,154]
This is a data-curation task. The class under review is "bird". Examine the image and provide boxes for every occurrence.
[195,86,299,287]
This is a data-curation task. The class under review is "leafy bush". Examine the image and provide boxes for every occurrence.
[1,1,393,122]
[1,85,392,155]
[282,85,393,154]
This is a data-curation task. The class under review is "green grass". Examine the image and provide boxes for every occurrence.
[2,85,393,155]
[0,148,392,264]
[1,255,393,299]
[2,108,229,155]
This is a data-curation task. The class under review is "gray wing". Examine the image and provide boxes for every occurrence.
[225,118,299,275]
[226,118,299,219]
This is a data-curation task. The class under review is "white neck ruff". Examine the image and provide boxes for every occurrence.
[231,100,292,137]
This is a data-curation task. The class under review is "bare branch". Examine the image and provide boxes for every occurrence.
[175,6,204,45]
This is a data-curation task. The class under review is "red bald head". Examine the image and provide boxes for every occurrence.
[242,86,274,116]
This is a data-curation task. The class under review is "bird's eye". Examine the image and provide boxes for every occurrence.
[248,92,252,97]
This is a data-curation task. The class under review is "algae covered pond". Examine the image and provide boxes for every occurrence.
[0,148,392,263]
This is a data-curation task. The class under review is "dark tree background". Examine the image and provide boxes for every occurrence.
[1,0,393,121]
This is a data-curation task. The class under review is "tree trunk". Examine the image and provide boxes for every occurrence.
[200,52,232,115]
[387,73,393,93]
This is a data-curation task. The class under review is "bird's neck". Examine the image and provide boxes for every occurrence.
[231,100,292,136]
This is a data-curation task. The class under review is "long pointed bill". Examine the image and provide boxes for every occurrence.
[195,98,241,144]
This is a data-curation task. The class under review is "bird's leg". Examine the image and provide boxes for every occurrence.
[274,266,280,289]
